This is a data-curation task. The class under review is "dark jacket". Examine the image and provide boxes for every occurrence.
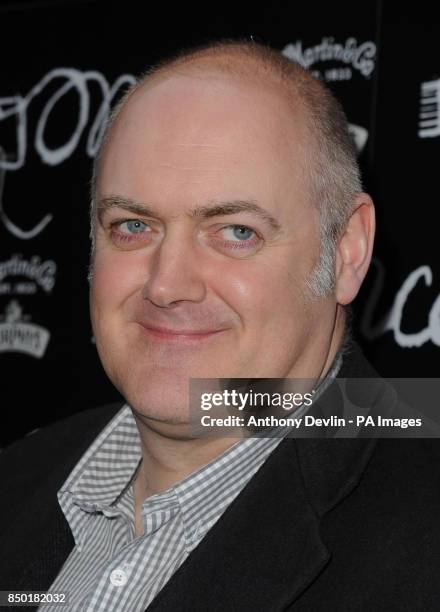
[1,341,439,611]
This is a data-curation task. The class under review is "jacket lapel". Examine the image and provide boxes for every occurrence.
[148,436,331,612]
[6,474,76,591]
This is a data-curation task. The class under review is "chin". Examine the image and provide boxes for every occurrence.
[115,368,192,425]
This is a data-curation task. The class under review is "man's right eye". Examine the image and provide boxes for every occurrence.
[108,218,153,246]
[118,220,149,234]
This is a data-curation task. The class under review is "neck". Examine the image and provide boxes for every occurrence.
[132,421,240,499]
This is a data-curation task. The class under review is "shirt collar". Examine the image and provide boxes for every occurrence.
[58,405,140,548]
[59,405,141,508]
[57,405,283,552]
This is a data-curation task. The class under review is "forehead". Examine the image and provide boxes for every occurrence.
[117,68,305,140]
[96,71,311,215]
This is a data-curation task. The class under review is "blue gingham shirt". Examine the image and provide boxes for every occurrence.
[40,353,342,611]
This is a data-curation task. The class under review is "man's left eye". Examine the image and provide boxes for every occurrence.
[221,225,255,241]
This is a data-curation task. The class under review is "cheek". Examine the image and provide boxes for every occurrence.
[211,258,304,326]
[90,250,144,315]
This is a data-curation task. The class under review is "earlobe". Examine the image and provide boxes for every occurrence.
[335,193,375,305]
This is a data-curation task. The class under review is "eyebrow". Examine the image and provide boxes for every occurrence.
[96,195,281,232]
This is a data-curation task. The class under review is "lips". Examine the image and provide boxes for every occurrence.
[137,322,225,340]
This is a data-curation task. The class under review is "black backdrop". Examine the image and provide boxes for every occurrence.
[0,0,439,446]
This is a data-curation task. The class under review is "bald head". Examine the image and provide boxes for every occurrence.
[90,40,362,296]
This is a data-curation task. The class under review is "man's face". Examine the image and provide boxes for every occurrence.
[90,71,336,426]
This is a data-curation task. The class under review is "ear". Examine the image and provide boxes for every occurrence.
[335,193,375,305]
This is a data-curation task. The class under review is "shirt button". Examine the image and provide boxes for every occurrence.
[110,568,128,587]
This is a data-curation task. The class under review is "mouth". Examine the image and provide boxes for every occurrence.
[137,323,226,342]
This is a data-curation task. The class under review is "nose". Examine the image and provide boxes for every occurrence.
[141,229,207,307]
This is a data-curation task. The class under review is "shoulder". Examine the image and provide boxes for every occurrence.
[366,437,440,498]
[329,438,440,603]
[326,437,440,551]
[0,402,123,491]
